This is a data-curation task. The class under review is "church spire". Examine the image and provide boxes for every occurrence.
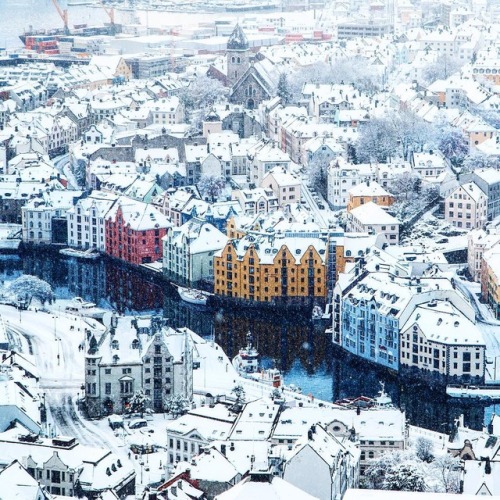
[227,24,249,51]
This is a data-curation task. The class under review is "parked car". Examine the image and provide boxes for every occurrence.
[128,418,148,429]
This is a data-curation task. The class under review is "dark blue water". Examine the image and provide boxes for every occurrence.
[0,249,495,432]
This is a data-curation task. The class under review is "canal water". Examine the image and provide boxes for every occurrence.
[0,250,496,433]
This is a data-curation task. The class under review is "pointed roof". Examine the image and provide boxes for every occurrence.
[227,24,249,51]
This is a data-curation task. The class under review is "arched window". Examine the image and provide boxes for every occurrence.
[231,56,235,63]
[237,57,241,63]
[346,250,352,257]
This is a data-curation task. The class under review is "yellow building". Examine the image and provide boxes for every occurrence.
[346,181,394,213]
[214,232,328,304]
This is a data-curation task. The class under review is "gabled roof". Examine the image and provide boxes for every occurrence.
[227,24,249,51]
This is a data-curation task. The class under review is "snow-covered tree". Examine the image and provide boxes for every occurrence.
[307,156,328,197]
[421,55,463,85]
[8,275,54,307]
[355,118,399,163]
[430,455,461,493]
[179,75,228,111]
[389,173,422,202]
[383,463,426,492]
[198,175,226,202]
[232,384,245,403]
[438,128,469,168]
[415,437,434,463]
[164,394,190,418]
[461,151,500,173]
[277,73,292,105]
[127,390,150,418]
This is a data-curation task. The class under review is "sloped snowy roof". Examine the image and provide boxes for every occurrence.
[227,24,249,51]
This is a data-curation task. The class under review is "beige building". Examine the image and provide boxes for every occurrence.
[445,182,488,230]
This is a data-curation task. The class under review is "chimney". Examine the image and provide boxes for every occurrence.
[308,429,313,440]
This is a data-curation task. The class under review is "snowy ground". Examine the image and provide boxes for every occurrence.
[401,209,468,254]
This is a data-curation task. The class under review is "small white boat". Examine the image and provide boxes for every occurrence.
[65,297,106,320]
[176,285,211,306]
[59,248,100,260]
[446,385,496,401]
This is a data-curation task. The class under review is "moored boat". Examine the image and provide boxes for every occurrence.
[174,284,211,306]
[65,297,106,320]
[59,248,100,260]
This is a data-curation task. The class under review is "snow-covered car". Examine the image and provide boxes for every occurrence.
[128,418,148,429]
[108,414,124,430]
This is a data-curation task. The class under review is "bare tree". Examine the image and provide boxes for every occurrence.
[415,437,434,463]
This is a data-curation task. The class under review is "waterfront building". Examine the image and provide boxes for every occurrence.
[333,268,474,375]
[67,191,118,251]
[105,197,172,265]
[22,190,82,245]
[445,182,488,230]
[400,299,485,384]
[283,424,360,500]
[163,218,228,287]
[214,227,329,305]
[346,181,394,213]
[85,316,193,417]
[347,202,400,245]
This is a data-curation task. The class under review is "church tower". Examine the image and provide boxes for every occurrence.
[227,24,250,86]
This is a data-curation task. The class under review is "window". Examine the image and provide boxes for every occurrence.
[105,383,111,395]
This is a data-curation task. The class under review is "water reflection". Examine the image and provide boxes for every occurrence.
[0,249,493,432]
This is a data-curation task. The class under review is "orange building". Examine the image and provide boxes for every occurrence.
[214,232,329,304]
[346,181,394,212]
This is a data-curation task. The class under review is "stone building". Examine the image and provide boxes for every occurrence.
[85,315,193,417]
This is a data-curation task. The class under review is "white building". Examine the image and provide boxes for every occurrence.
[22,190,82,245]
[445,182,488,230]
[347,202,400,245]
[467,228,500,282]
[67,191,118,251]
[163,218,228,286]
[85,316,193,417]
[283,424,359,500]
[328,158,376,210]
[261,167,301,209]
[231,187,279,216]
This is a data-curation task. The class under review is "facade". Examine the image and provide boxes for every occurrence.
[346,181,394,212]
[472,168,500,221]
[400,299,485,384]
[105,197,172,265]
[67,191,118,251]
[231,188,279,216]
[445,182,488,230]
[22,191,81,245]
[283,424,360,500]
[214,230,329,305]
[411,151,447,181]
[0,437,135,499]
[333,269,473,374]
[328,158,376,210]
[347,202,400,245]
[163,218,228,287]
[467,228,500,282]
[261,167,301,208]
[165,404,236,470]
[85,316,193,417]
[247,140,292,187]
[482,246,500,320]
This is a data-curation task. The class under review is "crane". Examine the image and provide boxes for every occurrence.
[51,0,70,35]
[97,0,117,36]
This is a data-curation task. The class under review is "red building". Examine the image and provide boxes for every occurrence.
[105,198,172,265]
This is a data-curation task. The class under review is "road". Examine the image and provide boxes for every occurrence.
[53,152,80,189]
